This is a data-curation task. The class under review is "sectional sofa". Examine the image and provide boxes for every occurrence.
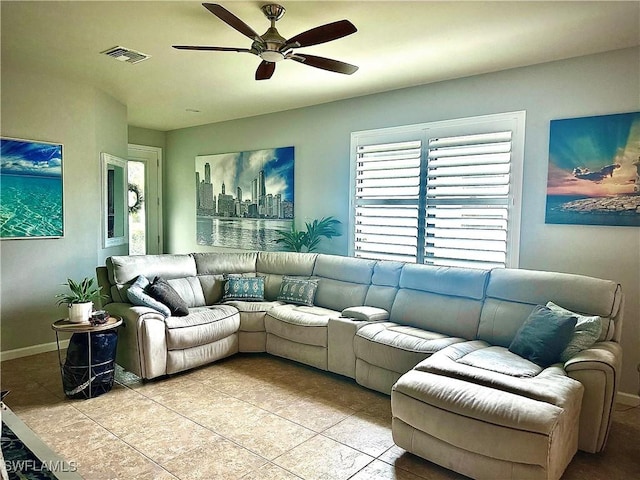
[96,251,624,480]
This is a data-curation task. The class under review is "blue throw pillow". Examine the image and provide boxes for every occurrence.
[277,276,318,306]
[126,275,171,317]
[508,305,577,367]
[222,275,265,301]
[545,302,603,362]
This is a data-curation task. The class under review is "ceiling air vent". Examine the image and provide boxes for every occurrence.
[101,46,150,64]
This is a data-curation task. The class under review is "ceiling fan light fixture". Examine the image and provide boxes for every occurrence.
[259,50,284,62]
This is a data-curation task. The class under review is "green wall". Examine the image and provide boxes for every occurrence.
[0,69,128,354]
[164,48,640,396]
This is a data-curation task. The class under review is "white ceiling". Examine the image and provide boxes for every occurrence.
[2,1,639,131]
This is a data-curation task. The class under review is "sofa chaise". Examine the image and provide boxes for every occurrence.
[96,251,623,480]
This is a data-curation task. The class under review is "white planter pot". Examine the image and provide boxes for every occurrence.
[68,302,93,323]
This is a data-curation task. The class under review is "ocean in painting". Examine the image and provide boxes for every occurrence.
[197,217,292,251]
[546,194,640,227]
[0,174,63,237]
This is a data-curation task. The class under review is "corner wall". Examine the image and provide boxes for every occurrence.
[165,47,640,396]
[0,69,128,354]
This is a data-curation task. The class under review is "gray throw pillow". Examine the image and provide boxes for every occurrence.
[546,302,602,362]
[147,277,189,317]
[508,305,577,367]
[126,275,171,317]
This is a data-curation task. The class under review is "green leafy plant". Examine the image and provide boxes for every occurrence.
[55,277,107,306]
[275,216,342,252]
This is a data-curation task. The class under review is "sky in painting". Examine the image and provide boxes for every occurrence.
[0,138,62,178]
[547,112,640,197]
[196,146,294,202]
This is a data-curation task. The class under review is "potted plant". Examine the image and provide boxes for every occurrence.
[55,277,106,323]
[275,216,342,252]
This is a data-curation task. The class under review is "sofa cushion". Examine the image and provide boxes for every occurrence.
[276,276,318,306]
[355,322,465,374]
[414,340,582,409]
[392,366,583,468]
[486,268,622,319]
[256,251,318,301]
[193,252,258,275]
[165,305,240,350]
[399,264,489,300]
[147,277,189,317]
[265,304,336,347]
[223,275,265,301]
[508,305,577,367]
[126,275,171,317]
[390,289,483,340]
[166,276,206,308]
[108,254,197,285]
[223,300,283,331]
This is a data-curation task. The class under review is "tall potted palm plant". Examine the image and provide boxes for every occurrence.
[275,216,342,252]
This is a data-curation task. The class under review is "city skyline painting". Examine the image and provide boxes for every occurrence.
[0,137,64,239]
[546,112,640,226]
[196,146,294,250]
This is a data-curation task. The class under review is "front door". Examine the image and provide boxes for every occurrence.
[127,144,163,254]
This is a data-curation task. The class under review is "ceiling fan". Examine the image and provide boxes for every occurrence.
[173,3,359,80]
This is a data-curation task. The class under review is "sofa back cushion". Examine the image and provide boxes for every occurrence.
[256,252,318,300]
[106,254,202,305]
[364,261,403,311]
[193,253,258,305]
[193,252,258,274]
[167,277,207,308]
[108,254,197,285]
[312,254,376,311]
[390,264,489,339]
[478,268,623,347]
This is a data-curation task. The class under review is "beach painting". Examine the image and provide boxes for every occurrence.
[0,137,64,238]
[545,112,640,226]
[196,146,294,250]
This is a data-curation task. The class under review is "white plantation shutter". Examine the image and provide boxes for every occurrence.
[350,112,524,268]
[354,141,422,262]
[425,131,512,268]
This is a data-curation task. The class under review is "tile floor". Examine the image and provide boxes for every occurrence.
[1,350,639,480]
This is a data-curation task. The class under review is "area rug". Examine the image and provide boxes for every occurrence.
[1,404,81,480]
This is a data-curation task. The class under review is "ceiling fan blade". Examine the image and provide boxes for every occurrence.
[285,20,357,48]
[172,45,252,53]
[203,3,261,41]
[256,61,276,80]
[291,54,358,75]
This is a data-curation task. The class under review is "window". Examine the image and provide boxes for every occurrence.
[350,112,525,268]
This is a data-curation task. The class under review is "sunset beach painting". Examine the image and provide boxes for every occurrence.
[545,112,640,226]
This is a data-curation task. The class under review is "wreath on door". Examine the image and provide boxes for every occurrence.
[128,183,144,214]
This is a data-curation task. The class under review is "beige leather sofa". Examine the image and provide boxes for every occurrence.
[97,251,623,480]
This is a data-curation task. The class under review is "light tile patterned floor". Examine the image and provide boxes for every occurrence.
[1,351,639,479]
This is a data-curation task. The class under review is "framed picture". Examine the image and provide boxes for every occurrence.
[0,137,64,239]
[196,146,294,250]
[545,112,640,226]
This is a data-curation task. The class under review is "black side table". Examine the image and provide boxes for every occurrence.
[51,317,122,399]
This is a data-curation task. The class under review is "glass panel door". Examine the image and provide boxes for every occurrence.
[128,160,146,255]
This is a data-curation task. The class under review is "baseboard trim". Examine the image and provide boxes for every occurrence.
[616,392,640,407]
[0,340,69,362]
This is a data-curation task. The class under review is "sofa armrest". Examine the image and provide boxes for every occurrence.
[341,306,389,322]
[564,341,622,453]
[103,303,168,380]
